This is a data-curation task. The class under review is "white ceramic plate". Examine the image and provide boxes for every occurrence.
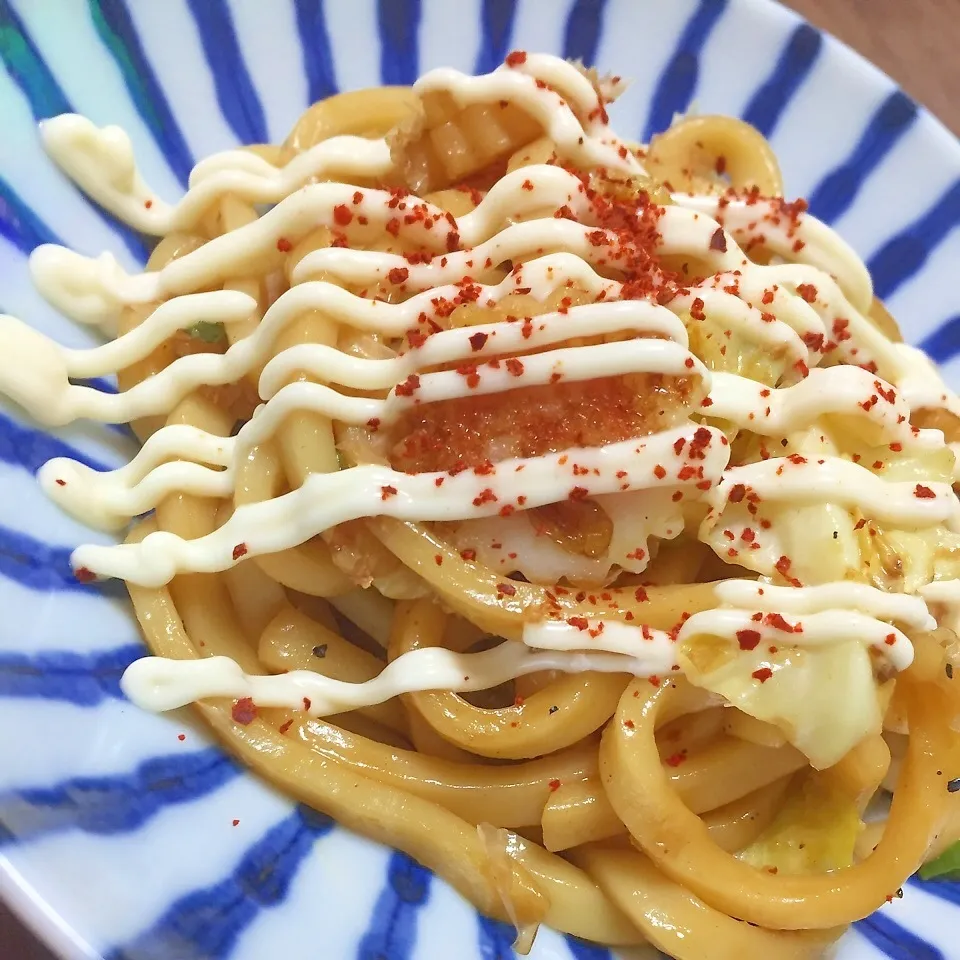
[0,1,957,957]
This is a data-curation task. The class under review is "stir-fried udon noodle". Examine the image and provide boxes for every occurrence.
[4,51,960,956]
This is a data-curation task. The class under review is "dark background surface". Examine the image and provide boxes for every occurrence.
[2,0,957,957]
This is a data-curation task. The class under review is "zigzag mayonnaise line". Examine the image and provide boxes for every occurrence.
[122,582,922,716]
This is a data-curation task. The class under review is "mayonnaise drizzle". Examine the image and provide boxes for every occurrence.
[5,51,960,714]
[121,644,653,717]
[70,423,729,585]
[415,55,644,177]
[41,114,393,235]
[707,457,960,532]
[121,578,921,717]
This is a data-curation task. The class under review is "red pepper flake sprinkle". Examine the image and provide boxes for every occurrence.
[144,199,153,209]
[623,719,635,729]
[75,566,96,583]
[497,581,517,596]
[395,374,421,397]
[434,554,443,566]
[468,331,489,351]
[665,751,687,767]
[232,542,248,560]
[752,667,773,683]
[505,50,527,67]
[765,613,796,633]
[569,486,589,501]
[231,698,258,725]
[232,819,240,827]
[729,483,746,503]
[567,616,589,631]
[635,587,649,603]
[505,357,525,376]
[709,227,727,253]
[796,283,818,302]
[387,266,409,284]
[460,548,477,562]
[774,555,801,587]
[276,237,293,253]
[885,633,897,646]
[473,488,497,506]
[278,719,294,735]
[548,778,561,792]
[303,697,312,711]
[177,733,186,741]
[689,297,706,321]
[737,629,762,651]
[915,484,936,499]
[333,204,352,226]
[715,155,727,175]
[653,464,667,479]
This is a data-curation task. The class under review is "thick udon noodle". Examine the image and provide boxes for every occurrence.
[5,52,960,957]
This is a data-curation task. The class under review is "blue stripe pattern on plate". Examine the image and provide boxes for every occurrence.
[477,914,518,958]
[0,4,957,959]
[0,524,122,594]
[184,0,268,145]
[475,0,518,74]
[87,0,195,187]
[0,0,149,261]
[808,91,917,224]
[378,0,421,86]
[0,748,238,846]
[0,412,110,475]
[909,876,960,906]
[642,0,729,141]
[856,913,946,960]
[105,805,334,960]
[562,0,609,66]
[357,850,432,960]
[0,172,63,253]
[868,178,960,300]
[565,934,613,958]
[0,645,142,705]
[292,0,339,103]
[918,314,960,363]
[741,23,822,138]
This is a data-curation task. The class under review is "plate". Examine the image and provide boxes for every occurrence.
[0,1,958,958]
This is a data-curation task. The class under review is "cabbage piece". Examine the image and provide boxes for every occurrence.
[684,312,787,386]
[678,635,883,769]
[187,320,226,343]
[701,426,863,585]
[919,840,960,881]
[739,771,861,874]
[856,523,960,593]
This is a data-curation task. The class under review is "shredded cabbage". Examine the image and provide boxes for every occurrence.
[187,320,226,343]
[740,771,861,874]
[679,635,882,770]
[919,840,960,882]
